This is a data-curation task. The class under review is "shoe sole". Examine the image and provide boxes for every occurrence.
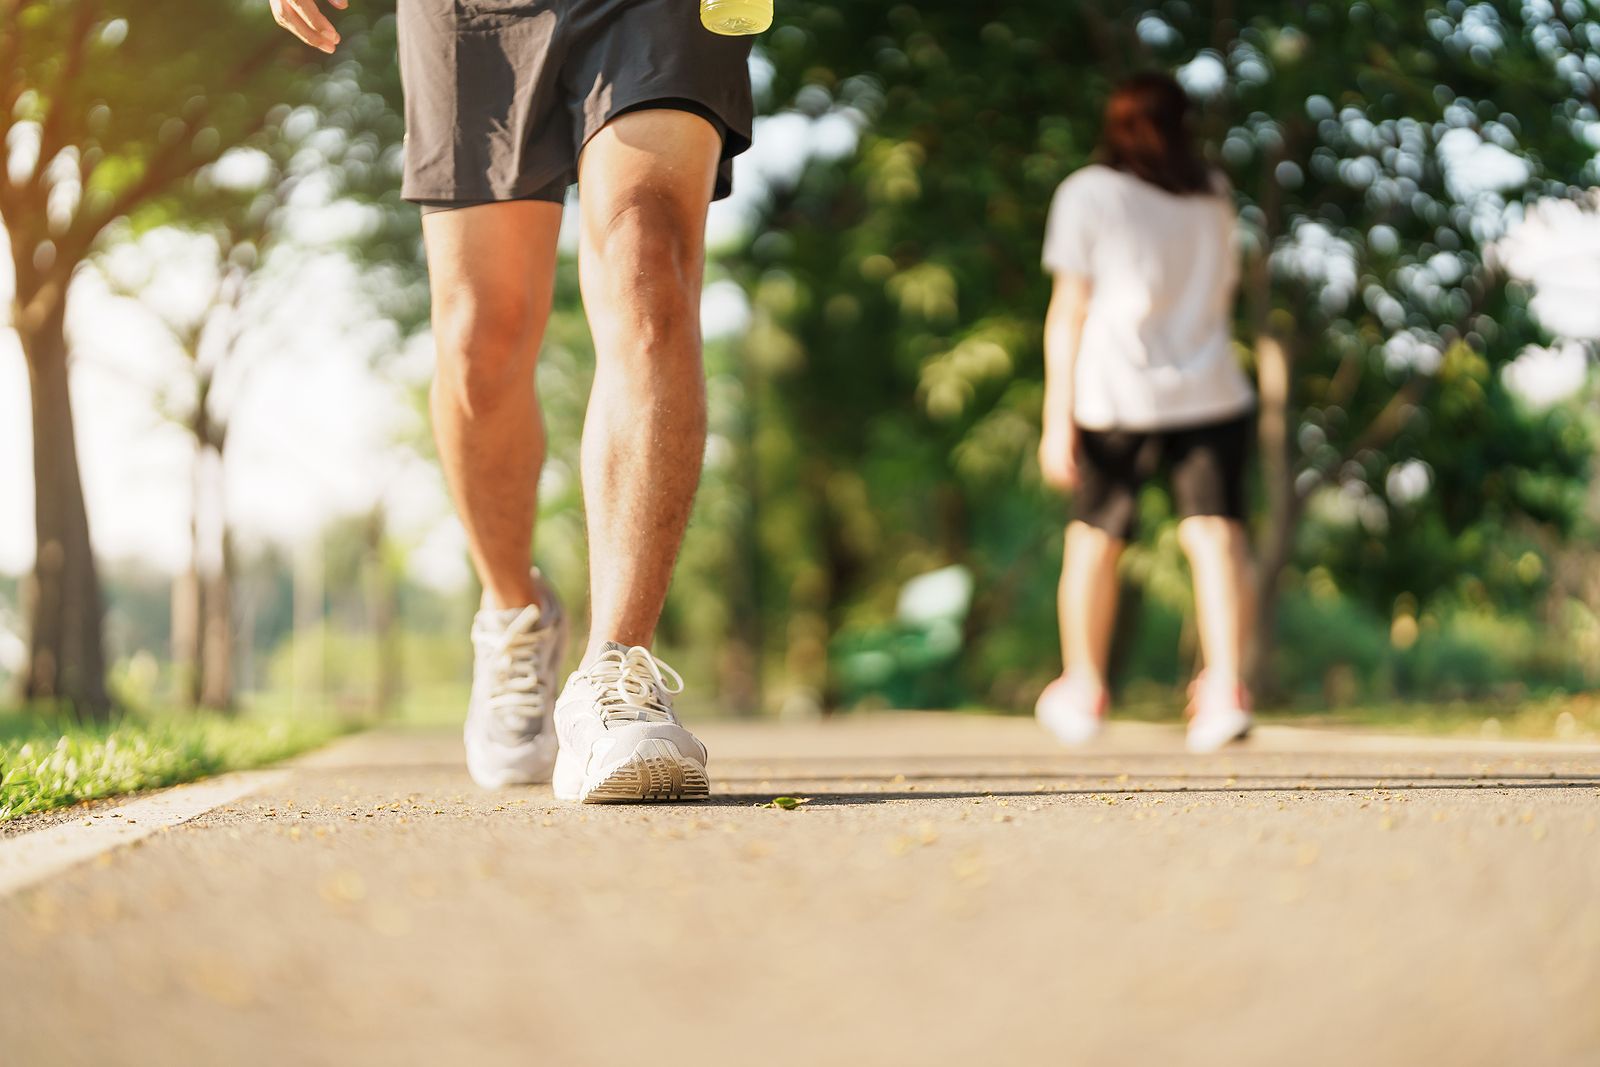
[1186,720,1253,754]
[568,738,710,804]
[1036,711,1104,747]
[464,724,559,788]
[463,583,568,789]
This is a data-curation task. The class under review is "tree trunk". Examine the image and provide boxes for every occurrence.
[171,565,200,705]
[363,507,400,719]
[722,359,764,717]
[1244,146,1294,704]
[178,431,205,708]
[18,300,109,718]
[292,537,325,713]
[194,424,234,713]
[1251,331,1297,701]
[199,519,234,712]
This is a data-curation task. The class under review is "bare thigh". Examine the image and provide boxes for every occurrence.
[423,200,565,388]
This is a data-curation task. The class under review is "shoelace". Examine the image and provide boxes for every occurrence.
[585,646,684,725]
[483,605,553,729]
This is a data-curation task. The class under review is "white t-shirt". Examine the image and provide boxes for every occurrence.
[1042,164,1255,432]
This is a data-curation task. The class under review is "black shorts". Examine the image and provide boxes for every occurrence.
[398,0,754,209]
[1074,414,1253,540]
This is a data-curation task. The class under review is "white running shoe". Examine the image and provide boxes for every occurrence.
[1185,672,1253,754]
[552,643,710,803]
[463,579,568,788]
[1035,673,1109,746]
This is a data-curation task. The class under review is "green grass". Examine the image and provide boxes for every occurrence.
[1263,693,1600,743]
[0,706,351,822]
[974,686,1600,744]
[1114,690,1600,743]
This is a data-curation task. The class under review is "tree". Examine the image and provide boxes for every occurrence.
[2,0,405,716]
[102,221,269,713]
[1197,2,1600,691]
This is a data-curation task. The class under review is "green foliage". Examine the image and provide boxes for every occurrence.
[0,705,346,821]
[5,1,325,248]
[1276,574,1593,704]
[1288,691,1600,741]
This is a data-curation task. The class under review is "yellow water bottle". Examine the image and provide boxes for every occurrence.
[700,0,772,36]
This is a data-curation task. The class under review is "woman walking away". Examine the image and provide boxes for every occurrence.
[1035,73,1256,754]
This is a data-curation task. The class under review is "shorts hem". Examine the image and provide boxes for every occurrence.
[1070,511,1138,542]
[402,171,573,208]
[580,88,753,201]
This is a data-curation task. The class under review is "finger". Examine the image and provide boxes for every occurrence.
[273,4,331,50]
[288,0,340,46]
[285,0,341,49]
[328,0,349,7]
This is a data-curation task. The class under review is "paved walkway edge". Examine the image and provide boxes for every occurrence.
[0,770,290,897]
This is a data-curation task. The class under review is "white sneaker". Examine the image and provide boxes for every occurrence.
[552,643,710,803]
[463,580,568,788]
[1035,673,1109,746]
[1185,672,1253,754]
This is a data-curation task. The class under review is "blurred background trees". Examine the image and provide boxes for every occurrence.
[0,0,404,717]
[748,0,1600,710]
[4,1,1600,724]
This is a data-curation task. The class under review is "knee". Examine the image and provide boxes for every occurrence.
[587,190,703,316]
[432,288,541,415]
[1067,520,1124,559]
[1178,515,1244,559]
[1177,515,1217,553]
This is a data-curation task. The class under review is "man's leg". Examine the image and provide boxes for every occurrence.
[574,108,720,663]
[425,201,573,788]
[544,109,720,803]
[424,201,563,611]
[1060,521,1124,686]
[1177,516,1254,684]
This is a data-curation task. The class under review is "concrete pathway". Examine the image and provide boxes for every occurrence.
[2,714,1597,1066]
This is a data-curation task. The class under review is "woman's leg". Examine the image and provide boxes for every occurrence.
[1168,415,1257,752]
[1059,520,1125,685]
[1038,520,1123,744]
[1176,516,1253,683]
[1039,427,1141,744]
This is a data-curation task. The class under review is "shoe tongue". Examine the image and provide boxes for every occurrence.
[598,640,630,655]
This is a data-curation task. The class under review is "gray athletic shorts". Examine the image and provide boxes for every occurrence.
[397,0,754,211]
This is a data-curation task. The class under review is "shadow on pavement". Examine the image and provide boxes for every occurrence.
[704,778,1600,807]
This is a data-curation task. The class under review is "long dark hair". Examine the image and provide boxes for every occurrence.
[1100,73,1212,195]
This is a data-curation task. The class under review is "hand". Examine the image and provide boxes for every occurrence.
[270,0,347,54]
[1038,424,1080,490]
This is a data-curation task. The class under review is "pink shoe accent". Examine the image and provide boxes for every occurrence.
[1184,671,1254,753]
[1185,671,1251,719]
